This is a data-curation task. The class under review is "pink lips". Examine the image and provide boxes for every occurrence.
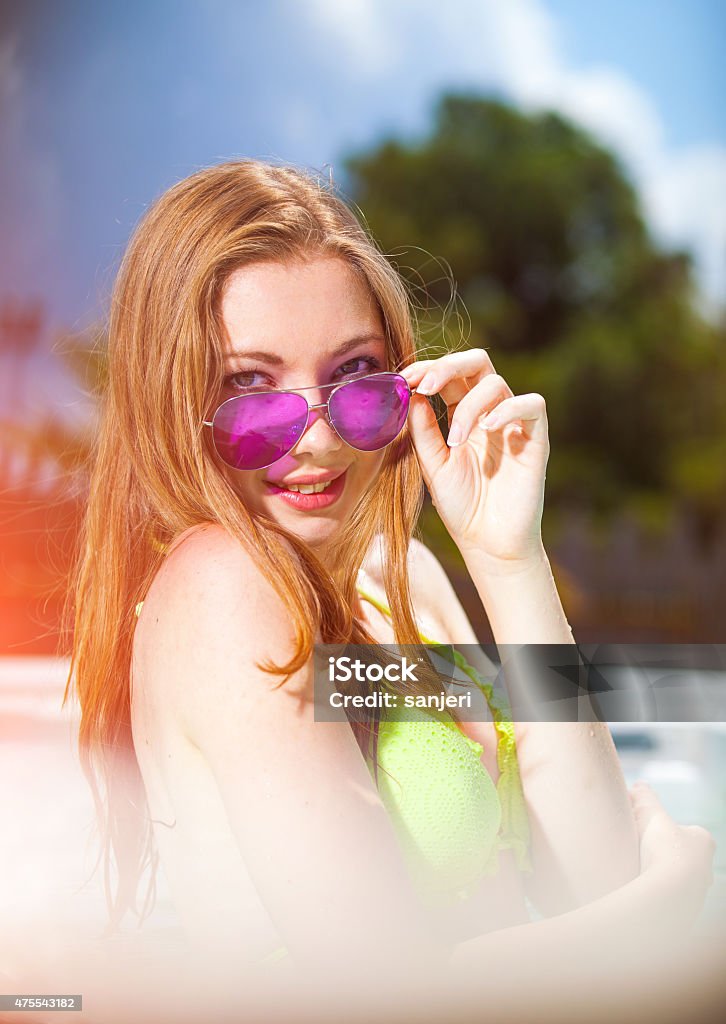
[265,469,347,510]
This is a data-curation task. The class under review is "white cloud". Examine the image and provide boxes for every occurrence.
[305,0,399,76]
[642,145,726,319]
[303,0,726,315]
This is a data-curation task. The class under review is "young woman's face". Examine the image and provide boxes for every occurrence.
[215,257,390,551]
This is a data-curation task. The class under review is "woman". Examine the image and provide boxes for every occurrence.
[64,160,715,1023]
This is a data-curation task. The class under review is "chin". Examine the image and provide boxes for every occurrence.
[281,517,343,548]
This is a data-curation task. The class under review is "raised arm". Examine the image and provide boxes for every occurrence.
[398,347,642,915]
[413,540,640,915]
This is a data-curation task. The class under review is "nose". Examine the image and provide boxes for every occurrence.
[293,398,344,457]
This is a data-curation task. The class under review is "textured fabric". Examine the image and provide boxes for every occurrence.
[372,709,503,901]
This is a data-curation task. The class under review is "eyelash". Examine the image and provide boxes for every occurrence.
[223,354,383,391]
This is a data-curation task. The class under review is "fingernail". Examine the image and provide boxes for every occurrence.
[484,414,501,431]
[417,374,437,395]
[447,423,464,447]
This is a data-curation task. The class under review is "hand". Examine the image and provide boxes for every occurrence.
[400,349,550,565]
[630,781,716,930]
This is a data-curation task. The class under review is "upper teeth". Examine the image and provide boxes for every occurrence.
[284,480,333,494]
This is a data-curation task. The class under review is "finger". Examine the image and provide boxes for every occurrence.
[631,803,661,839]
[477,393,549,445]
[628,782,664,829]
[683,826,717,887]
[401,348,496,395]
[629,780,659,805]
[398,358,437,384]
[444,375,514,446]
[418,348,495,395]
[684,824,718,853]
[405,390,450,487]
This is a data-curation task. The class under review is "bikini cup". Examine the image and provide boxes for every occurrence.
[355,582,532,908]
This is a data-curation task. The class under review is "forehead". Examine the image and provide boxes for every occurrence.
[219,257,385,361]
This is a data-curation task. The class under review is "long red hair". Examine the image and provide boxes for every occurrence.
[62,160,436,933]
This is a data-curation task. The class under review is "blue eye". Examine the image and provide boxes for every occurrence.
[224,354,382,392]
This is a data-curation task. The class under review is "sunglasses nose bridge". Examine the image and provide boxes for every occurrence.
[301,382,335,422]
[302,397,335,433]
[291,396,347,460]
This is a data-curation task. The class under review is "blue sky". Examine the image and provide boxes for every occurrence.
[547,0,724,149]
[1,0,724,420]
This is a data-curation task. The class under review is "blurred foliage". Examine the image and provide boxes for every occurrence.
[344,93,726,548]
[49,324,109,480]
[55,323,110,400]
[0,318,106,492]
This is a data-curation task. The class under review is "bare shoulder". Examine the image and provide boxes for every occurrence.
[134,522,306,716]
[361,534,480,643]
[144,521,300,617]
[361,532,445,586]
[408,538,481,642]
[406,536,453,590]
[140,522,277,630]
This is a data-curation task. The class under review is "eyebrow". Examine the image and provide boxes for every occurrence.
[224,333,386,364]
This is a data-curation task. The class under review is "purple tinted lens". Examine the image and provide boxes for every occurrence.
[328,373,410,452]
[212,391,308,470]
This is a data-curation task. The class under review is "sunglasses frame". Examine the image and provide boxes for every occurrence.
[202,370,418,470]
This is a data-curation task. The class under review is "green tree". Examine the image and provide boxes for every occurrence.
[343,93,726,546]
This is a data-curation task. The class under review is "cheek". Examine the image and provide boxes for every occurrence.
[222,466,262,504]
[353,451,386,489]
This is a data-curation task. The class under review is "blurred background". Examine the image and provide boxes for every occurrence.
[1,0,725,651]
[0,0,725,976]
